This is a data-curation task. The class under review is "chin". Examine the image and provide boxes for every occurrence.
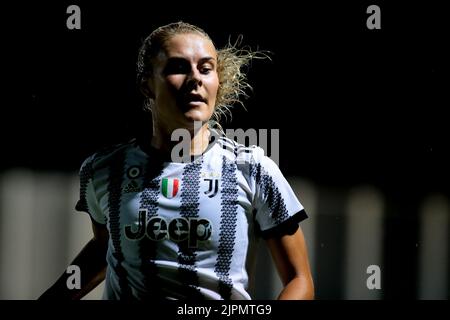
[183,109,211,124]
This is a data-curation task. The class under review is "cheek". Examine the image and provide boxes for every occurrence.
[206,76,220,98]
[162,75,185,95]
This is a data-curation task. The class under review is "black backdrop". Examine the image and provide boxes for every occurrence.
[2,1,448,190]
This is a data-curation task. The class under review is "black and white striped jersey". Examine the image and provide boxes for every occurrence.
[75,133,307,300]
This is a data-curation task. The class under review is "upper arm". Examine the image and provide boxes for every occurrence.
[91,220,109,248]
[75,154,108,225]
[266,226,313,288]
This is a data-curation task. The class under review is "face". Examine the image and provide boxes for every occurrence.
[147,33,219,131]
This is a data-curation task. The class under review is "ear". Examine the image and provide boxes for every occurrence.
[140,78,155,99]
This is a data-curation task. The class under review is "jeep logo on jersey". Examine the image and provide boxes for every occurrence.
[161,178,179,198]
[124,210,212,248]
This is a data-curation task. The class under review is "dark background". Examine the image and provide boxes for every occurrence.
[1,1,448,299]
[2,1,447,186]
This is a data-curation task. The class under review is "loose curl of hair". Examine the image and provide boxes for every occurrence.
[136,21,268,131]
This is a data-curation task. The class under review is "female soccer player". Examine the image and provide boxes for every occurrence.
[39,21,314,300]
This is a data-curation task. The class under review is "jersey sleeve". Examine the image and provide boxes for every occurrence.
[74,154,107,225]
[250,147,307,239]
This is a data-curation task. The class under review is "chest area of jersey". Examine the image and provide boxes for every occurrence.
[106,161,251,249]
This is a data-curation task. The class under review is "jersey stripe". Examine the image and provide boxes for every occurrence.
[138,154,164,299]
[75,157,94,214]
[218,137,237,155]
[107,148,133,299]
[250,162,289,225]
[214,156,239,299]
[178,159,204,299]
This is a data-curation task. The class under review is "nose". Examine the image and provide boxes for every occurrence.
[186,68,202,90]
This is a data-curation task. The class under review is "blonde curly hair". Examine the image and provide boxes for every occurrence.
[136,21,267,130]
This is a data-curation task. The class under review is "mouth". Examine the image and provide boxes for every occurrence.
[183,93,207,105]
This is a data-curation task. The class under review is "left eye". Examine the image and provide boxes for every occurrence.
[200,67,212,74]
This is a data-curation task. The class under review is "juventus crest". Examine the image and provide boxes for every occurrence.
[204,179,219,198]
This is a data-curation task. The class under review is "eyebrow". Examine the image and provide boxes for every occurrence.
[199,56,216,64]
[166,56,216,63]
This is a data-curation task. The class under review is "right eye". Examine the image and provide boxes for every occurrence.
[164,59,190,75]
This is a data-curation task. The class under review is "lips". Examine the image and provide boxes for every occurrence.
[184,93,206,104]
